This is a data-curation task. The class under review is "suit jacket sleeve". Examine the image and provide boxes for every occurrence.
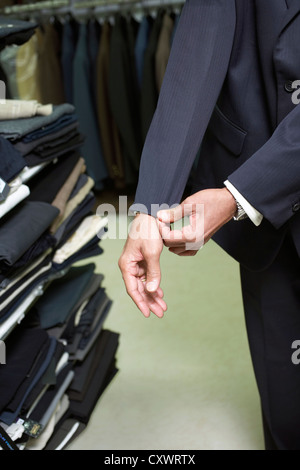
[227,102,300,230]
[132,0,236,217]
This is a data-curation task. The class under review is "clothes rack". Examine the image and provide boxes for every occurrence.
[0,0,185,17]
[0,0,185,192]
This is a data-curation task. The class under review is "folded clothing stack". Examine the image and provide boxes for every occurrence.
[0,18,120,451]
[0,325,119,451]
[0,107,120,449]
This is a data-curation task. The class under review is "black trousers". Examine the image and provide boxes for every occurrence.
[240,233,300,450]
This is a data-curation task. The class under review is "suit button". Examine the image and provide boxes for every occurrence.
[285,80,295,92]
[292,202,300,213]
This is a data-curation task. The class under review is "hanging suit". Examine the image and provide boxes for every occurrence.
[96,21,125,189]
[134,0,300,450]
[108,15,142,185]
[140,9,164,141]
[155,12,174,92]
[73,22,108,190]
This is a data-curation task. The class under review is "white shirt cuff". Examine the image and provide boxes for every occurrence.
[224,180,263,227]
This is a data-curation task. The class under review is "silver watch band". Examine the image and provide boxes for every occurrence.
[233,200,248,221]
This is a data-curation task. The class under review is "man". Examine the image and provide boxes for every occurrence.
[118,0,300,450]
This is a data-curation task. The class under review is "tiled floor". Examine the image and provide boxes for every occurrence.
[68,215,265,450]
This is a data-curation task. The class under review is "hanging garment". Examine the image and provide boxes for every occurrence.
[155,12,174,92]
[108,14,142,185]
[96,21,125,189]
[87,18,101,106]
[36,23,65,105]
[73,22,108,191]
[135,15,153,89]
[140,9,164,140]
[61,19,78,104]
[16,33,43,103]
[0,45,21,99]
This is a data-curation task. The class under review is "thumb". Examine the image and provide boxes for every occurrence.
[145,255,161,293]
[157,203,186,223]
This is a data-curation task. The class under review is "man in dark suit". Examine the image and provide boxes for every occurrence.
[119,0,300,450]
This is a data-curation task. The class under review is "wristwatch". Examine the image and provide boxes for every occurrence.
[233,200,248,221]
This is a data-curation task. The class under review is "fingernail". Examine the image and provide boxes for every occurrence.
[147,282,157,292]
[158,212,167,222]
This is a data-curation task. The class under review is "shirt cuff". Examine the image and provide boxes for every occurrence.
[224,180,263,227]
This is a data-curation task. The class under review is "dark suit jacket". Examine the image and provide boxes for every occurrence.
[134,0,300,271]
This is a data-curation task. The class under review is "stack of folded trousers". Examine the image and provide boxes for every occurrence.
[0,103,84,167]
[0,121,120,450]
[0,17,120,452]
[0,137,120,449]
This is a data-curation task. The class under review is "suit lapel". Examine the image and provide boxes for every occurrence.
[278,0,300,37]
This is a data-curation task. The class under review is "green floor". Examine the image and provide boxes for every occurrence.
[68,215,265,450]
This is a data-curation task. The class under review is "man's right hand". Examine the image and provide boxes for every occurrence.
[118,213,167,318]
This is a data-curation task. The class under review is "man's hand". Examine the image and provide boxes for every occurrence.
[118,213,167,318]
[157,188,237,256]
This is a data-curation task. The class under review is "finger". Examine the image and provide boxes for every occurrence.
[157,203,185,224]
[144,251,162,293]
[151,292,167,311]
[177,250,199,257]
[156,287,164,298]
[141,282,167,312]
[168,246,198,256]
[161,225,186,245]
[147,295,166,318]
[137,279,167,315]
[122,271,151,318]
[139,279,165,298]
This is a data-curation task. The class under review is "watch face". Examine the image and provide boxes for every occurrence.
[236,212,247,221]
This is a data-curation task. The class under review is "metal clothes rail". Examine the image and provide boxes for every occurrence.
[0,0,185,17]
